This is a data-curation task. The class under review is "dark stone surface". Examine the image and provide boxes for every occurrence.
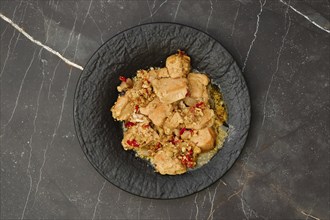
[1,0,329,219]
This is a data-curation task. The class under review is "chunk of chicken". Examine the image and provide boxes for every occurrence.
[140,98,173,127]
[184,108,215,130]
[187,73,210,102]
[122,123,159,150]
[183,97,198,107]
[148,67,169,79]
[190,127,216,152]
[129,113,150,124]
[189,72,209,85]
[152,145,186,175]
[166,51,191,78]
[151,78,188,104]
[111,95,134,121]
[163,112,183,130]
[137,68,170,83]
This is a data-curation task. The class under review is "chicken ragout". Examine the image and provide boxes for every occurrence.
[111,50,228,175]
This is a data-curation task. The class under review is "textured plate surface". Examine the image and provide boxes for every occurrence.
[73,23,250,199]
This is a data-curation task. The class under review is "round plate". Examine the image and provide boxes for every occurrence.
[74,23,250,199]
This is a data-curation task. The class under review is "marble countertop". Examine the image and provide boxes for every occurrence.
[1,0,329,219]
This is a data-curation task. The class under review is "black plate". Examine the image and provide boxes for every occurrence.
[74,23,250,199]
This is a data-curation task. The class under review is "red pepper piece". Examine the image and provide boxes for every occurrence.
[155,142,161,150]
[195,102,204,108]
[124,122,136,128]
[181,156,188,165]
[186,161,194,168]
[189,106,195,112]
[181,149,195,167]
[181,154,194,167]
[119,76,127,82]
[135,105,139,112]
[178,50,185,55]
[179,128,186,135]
[169,136,180,145]
[127,139,139,147]
[187,149,193,156]
[142,124,150,129]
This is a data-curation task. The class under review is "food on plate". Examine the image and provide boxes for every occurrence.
[111,50,228,175]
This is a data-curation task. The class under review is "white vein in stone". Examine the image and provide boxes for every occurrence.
[231,3,240,36]
[91,181,106,220]
[1,24,9,37]
[30,63,46,161]
[173,0,182,21]
[51,37,79,147]
[12,1,28,53]
[2,0,23,34]
[237,7,289,207]
[0,10,11,38]
[35,34,81,200]
[220,180,227,186]
[21,157,33,219]
[242,0,267,73]
[0,2,21,78]
[256,4,291,150]
[280,0,330,34]
[0,28,16,78]
[0,2,27,138]
[82,0,93,26]
[151,0,168,16]
[22,17,52,209]
[240,195,250,219]
[207,181,221,220]
[152,0,156,10]
[47,61,61,100]
[89,14,104,43]
[240,192,261,219]
[226,189,237,201]
[3,1,28,77]
[205,0,213,32]
[146,0,154,22]
[33,58,49,204]
[201,194,207,207]
[21,53,47,220]
[142,0,168,23]
[301,211,320,220]
[116,190,121,203]
[1,49,37,132]
[34,143,48,203]
[20,167,33,220]
[0,13,83,70]
[21,54,42,220]
[44,20,51,43]
[27,21,51,206]
[47,15,78,99]
[194,193,199,220]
